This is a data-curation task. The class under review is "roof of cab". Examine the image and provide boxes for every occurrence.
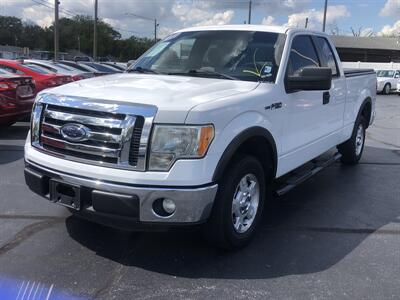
[177,24,290,34]
[176,24,327,36]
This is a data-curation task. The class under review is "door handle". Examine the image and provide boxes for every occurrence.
[323,92,330,105]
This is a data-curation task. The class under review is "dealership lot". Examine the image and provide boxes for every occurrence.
[0,95,399,299]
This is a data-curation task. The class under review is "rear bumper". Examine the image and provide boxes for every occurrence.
[24,161,218,230]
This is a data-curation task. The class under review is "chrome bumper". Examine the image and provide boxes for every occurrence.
[25,161,218,225]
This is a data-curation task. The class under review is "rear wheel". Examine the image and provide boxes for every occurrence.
[203,155,267,250]
[338,116,366,164]
[383,83,391,95]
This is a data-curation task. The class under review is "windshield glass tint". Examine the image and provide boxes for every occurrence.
[130,30,286,82]
[377,70,395,77]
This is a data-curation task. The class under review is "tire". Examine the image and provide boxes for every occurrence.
[383,83,391,95]
[337,116,366,164]
[203,155,266,250]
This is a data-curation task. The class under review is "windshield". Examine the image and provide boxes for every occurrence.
[377,70,395,77]
[129,30,286,82]
[23,63,53,74]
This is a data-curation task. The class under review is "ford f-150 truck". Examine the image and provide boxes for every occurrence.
[24,25,376,249]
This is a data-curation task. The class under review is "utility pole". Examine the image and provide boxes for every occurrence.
[322,0,328,32]
[54,0,59,61]
[247,0,252,25]
[93,0,98,60]
[305,17,309,29]
[154,19,158,43]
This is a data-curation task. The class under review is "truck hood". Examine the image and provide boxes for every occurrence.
[45,73,259,123]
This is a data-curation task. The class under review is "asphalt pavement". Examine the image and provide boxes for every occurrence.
[0,95,399,300]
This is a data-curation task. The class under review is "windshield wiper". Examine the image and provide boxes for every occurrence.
[168,69,238,80]
[127,66,160,74]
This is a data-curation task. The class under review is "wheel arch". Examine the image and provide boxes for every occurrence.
[212,127,277,183]
[358,97,372,128]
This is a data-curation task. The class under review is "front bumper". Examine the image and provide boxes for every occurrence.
[24,161,218,229]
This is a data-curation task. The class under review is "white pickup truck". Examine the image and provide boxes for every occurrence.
[24,25,376,249]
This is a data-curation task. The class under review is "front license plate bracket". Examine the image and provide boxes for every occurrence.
[50,180,81,210]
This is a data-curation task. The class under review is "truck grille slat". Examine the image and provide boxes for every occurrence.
[44,109,124,128]
[31,95,156,171]
[41,135,121,158]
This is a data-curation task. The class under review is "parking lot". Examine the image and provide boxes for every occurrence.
[0,94,399,299]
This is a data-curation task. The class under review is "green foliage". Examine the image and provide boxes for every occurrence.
[0,15,154,61]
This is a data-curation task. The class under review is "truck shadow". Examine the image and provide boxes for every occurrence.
[65,146,400,279]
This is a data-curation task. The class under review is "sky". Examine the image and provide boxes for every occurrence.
[0,0,399,39]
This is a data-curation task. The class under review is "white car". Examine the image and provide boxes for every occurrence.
[376,69,400,95]
[397,82,400,95]
[24,25,376,249]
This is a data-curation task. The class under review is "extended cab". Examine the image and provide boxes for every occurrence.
[24,26,376,249]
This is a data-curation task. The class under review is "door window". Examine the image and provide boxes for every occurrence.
[287,35,320,77]
[315,37,339,77]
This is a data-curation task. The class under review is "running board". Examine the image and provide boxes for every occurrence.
[275,152,342,196]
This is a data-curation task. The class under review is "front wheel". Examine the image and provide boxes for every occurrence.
[203,155,266,250]
[338,116,366,164]
[383,83,391,95]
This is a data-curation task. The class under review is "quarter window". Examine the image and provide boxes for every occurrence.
[315,37,339,77]
[287,36,320,77]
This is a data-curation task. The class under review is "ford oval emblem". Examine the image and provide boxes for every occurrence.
[60,123,90,142]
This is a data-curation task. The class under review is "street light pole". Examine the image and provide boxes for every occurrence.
[54,0,59,61]
[154,19,158,43]
[322,0,328,32]
[248,0,252,25]
[93,0,98,60]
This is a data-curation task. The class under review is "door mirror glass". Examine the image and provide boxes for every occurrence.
[286,67,332,93]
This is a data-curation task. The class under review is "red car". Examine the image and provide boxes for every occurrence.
[0,69,36,126]
[0,59,73,93]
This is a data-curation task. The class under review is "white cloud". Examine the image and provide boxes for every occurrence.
[380,0,400,17]
[378,20,400,36]
[195,10,235,27]
[285,5,350,29]
[261,16,277,26]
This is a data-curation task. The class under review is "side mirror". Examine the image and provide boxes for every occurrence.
[286,67,332,93]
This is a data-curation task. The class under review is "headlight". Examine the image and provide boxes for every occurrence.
[149,124,214,171]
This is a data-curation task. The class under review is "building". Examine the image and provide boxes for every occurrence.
[0,45,24,59]
[331,36,400,63]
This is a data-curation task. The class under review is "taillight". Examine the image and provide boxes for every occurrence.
[72,75,84,81]
[44,79,58,87]
[0,82,17,91]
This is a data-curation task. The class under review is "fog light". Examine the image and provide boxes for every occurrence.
[162,198,176,214]
[152,198,176,217]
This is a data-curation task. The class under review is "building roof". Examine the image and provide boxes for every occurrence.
[331,36,400,51]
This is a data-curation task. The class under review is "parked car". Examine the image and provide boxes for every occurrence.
[58,61,108,77]
[24,59,94,81]
[397,82,400,96]
[80,62,122,73]
[101,62,127,71]
[0,69,35,126]
[25,26,376,250]
[376,69,400,95]
[0,59,73,93]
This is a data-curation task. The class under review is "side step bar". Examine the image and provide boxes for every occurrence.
[275,152,342,196]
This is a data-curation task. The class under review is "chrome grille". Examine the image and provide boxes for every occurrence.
[31,93,157,171]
